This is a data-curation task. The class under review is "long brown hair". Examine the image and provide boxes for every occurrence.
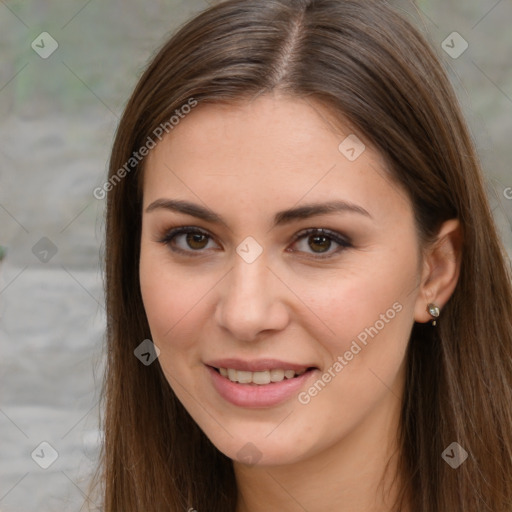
[92,0,512,510]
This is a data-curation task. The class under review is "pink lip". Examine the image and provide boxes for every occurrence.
[205,364,318,408]
[205,358,315,372]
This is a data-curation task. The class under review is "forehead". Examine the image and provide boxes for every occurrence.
[142,94,409,224]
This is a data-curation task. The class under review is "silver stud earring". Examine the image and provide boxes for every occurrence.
[427,303,440,326]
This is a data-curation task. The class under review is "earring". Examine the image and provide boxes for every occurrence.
[426,303,440,326]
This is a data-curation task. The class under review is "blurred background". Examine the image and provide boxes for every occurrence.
[0,0,511,510]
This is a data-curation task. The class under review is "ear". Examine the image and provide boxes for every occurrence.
[414,219,462,324]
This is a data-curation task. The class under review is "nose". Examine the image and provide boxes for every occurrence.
[214,253,290,342]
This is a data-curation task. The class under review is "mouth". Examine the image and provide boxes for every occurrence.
[210,366,317,385]
[204,358,320,407]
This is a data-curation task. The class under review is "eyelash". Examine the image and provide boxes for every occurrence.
[157,226,352,260]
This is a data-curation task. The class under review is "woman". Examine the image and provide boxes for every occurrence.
[93,0,512,510]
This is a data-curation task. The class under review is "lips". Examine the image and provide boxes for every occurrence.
[205,358,319,408]
[205,358,316,373]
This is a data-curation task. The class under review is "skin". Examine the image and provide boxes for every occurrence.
[139,93,461,512]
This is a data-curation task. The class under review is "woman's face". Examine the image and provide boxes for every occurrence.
[139,94,424,467]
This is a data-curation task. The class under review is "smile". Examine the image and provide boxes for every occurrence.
[216,367,308,385]
[205,361,318,408]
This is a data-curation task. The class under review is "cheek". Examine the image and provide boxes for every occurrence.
[293,248,418,421]
[139,248,209,406]
[300,255,417,357]
[139,241,222,366]
[139,242,195,348]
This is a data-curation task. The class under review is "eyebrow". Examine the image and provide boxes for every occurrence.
[145,198,372,227]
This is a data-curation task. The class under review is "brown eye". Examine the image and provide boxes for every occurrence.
[307,234,332,253]
[185,232,209,250]
[289,228,352,259]
[159,227,219,256]
[159,226,351,260]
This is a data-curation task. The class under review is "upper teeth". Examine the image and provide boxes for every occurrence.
[219,368,307,385]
